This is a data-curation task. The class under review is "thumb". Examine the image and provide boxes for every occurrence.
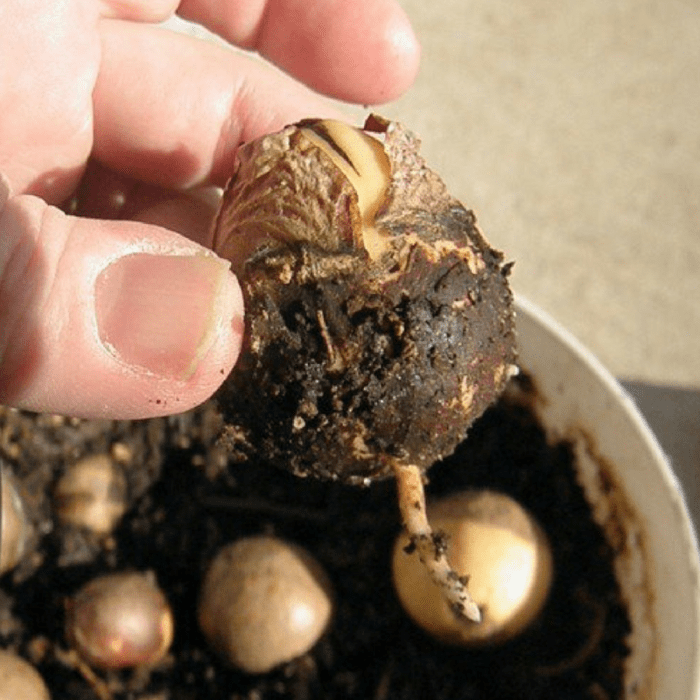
[0,192,244,419]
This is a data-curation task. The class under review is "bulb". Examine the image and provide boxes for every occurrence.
[392,490,553,646]
[1,465,31,576]
[198,535,333,674]
[54,454,127,535]
[0,650,51,700]
[65,571,174,670]
[212,115,516,484]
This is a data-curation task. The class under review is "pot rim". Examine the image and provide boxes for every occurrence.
[514,295,700,700]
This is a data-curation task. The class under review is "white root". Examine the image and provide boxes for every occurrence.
[392,462,482,623]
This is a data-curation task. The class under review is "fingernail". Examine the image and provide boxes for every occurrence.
[95,253,240,379]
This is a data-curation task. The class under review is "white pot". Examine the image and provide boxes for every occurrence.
[516,296,700,700]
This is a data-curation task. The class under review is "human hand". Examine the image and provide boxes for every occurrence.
[0,0,419,420]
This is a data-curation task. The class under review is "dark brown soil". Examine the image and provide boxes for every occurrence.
[0,375,630,699]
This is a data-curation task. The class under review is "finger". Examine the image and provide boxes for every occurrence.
[0,0,100,203]
[67,159,220,247]
[99,0,180,22]
[131,188,221,248]
[0,194,244,419]
[66,159,158,220]
[93,19,343,189]
[0,172,8,210]
[176,0,421,104]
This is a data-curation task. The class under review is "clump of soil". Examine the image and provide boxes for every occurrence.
[0,375,630,699]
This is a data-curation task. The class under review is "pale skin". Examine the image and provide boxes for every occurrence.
[0,0,420,419]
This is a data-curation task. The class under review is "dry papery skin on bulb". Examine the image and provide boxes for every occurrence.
[212,115,517,623]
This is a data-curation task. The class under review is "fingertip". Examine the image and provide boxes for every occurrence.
[361,5,422,104]
[0,195,244,420]
[175,0,421,106]
[260,0,422,105]
[99,0,180,22]
[94,251,245,415]
[125,263,245,419]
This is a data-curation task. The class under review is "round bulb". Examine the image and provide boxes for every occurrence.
[66,572,174,670]
[198,535,333,674]
[392,490,553,645]
[0,650,50,700]
[0,467,31,576]
[53,454,127,535]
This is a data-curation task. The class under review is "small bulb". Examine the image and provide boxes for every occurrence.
[198,535,333,674]
[1,466,31,576]
[54,454,127,535]
[0,650,51,700]
[392,490,553,646]
[66,572,174,670]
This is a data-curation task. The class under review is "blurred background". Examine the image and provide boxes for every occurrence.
[167,0,700,523]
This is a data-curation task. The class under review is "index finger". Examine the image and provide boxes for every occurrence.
[176,0,421,105]
[92,20,342,190]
